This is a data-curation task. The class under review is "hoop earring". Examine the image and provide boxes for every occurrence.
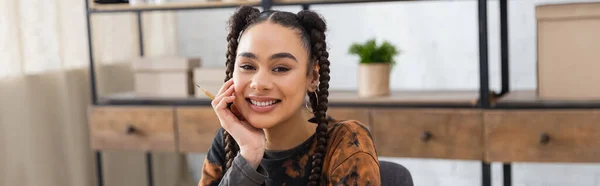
[314,90,319,104]
[304,97,312,113]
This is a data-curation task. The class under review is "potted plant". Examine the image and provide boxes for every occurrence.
[349,38,399,97]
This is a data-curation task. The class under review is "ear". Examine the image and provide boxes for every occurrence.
[307,63,320,92]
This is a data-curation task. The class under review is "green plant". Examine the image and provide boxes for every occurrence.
[349,38,399,64]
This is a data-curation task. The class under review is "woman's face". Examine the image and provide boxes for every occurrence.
[232,21,316,129]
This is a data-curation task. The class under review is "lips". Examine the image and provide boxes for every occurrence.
[245,97,282,113]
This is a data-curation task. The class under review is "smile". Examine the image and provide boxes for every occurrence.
[245,98,282,113]
[249,99,280,106]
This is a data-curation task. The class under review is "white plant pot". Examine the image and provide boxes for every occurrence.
[358,63,391,97]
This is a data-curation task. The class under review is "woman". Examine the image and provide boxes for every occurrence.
[199,6,380,186]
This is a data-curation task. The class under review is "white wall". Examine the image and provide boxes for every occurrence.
[176,0,600,185]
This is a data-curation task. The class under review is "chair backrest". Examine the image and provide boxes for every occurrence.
[379,160,414,186]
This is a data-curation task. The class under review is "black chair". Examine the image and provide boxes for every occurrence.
[380,160,414,186]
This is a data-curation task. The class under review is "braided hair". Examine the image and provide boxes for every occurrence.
[223,6,330,186]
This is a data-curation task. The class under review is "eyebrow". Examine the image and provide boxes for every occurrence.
[270,52,298,62]
[237,52,298,63]
[238,52,257,59]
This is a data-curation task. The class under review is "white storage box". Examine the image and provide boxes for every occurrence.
[194,68,226,98]
[132,56,201,97]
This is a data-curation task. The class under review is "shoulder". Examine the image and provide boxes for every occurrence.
[205,127,227,166]
[311,115,374,147]
[325,118,378,167]
[327,119,374,147]
[322,118,380,184]
[211,127,227,148]
[200,128,228,186]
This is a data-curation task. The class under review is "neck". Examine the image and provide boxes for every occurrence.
[264,110,316,151]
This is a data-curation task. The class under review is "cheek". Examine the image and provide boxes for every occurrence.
[231,74,245,93]
[231,77,248,105]
[279,76,309,103]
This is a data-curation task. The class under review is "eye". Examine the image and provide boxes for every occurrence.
[273,66,290,72]
[239,64,256,70]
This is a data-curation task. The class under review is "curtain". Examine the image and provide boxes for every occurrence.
[0,0,193,185]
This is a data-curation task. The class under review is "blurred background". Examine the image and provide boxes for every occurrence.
[2,0,600,186]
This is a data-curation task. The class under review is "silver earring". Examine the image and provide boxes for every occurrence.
[314,90,319,105]
[304,94,312,113]
[304,99,311,112]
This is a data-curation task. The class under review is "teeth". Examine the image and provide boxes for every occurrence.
[250,100,277,106]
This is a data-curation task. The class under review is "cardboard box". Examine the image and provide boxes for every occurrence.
[194,68,226,98]
[536,2,600,100]
[132,56,201,97]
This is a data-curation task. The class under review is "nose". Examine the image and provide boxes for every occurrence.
[249,69,273,91]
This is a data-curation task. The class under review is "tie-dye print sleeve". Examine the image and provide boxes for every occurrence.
[326,120,381,186]
[198,128,268,186]
[328,152,381,186]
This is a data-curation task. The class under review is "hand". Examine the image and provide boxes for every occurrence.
[212,79,265,169]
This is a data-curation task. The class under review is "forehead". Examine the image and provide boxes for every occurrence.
[237,22,308,61]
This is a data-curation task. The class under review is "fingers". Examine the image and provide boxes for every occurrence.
[216,94,236,111]
[215,95,238,130]
[218,103,257,138]
[216,79,234,96]
[212,83,235,108]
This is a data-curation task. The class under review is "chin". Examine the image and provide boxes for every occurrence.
[246,116,279,129]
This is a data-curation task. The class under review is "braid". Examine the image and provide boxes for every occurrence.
[224,6,260,171]
[298,10,329,186]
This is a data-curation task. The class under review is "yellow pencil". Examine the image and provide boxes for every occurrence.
[197,84,245,121]
[196,84,215,100]
[197,84,234,110]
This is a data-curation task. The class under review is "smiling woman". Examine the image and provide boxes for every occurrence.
[199,6,381,186]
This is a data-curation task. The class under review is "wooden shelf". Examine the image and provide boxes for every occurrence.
[89,0,260,12]
[97,90,479,107]
[98,92,212,106]
[275,0,417,5]
[327,90,478,107]
[88,0,418,12]
[493,90,600,109]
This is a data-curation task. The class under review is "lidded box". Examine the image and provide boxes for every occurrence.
[132,56,201,97]
[536,2,600,100]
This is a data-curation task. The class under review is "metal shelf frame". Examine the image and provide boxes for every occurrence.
[85,0,593,186]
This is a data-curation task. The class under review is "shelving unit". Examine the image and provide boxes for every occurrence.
[84,0,600,186]
[85,0,486,107]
